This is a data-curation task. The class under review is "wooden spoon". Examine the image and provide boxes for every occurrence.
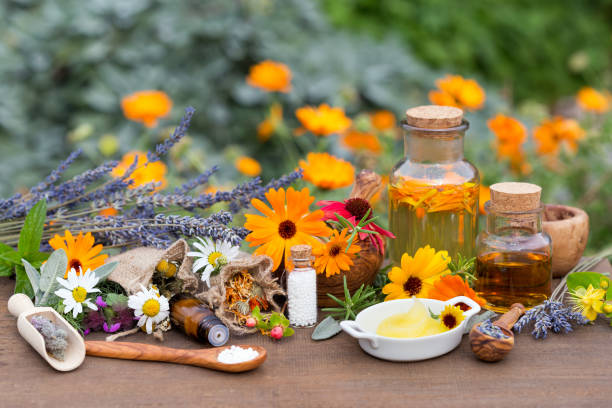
[469,303,525,362]
[85,341,267,373]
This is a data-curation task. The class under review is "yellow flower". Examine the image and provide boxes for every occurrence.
[533,116,585,156]
[246,60,292,93]
[341,130,382,155]
[49,230,108,278]
[257,103,283,142]
[235,156,262,177]
[312,229,361,278]
[112,151,167,191]
[121,90,172,128]
[570,284,606,321]
[487,114,529,174]
[439,304,465,331]
[428,75,485,111]
[370,110,396,131]
[299,152,355,190]
[576,87,611,113]
[295,104,352,136]
[382,246,451,301]
[244,187,331,270]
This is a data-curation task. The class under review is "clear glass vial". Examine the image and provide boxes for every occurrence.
[287,245,317,327]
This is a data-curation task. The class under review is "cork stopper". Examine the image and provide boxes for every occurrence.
[405,105,463,129]
[290,245,312,269]
[490,182,542,212]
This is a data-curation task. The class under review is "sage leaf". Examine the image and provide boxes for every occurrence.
[312,316,342,341]
[18,199,47,258]
[21,259,41,296]
[40,249,67,292]
[463,310,497,334]
[105,293,128,307]
[92,261,118,281]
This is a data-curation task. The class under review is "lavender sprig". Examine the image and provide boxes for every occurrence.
[147,106,195,162]
[514,300,588,339]
[175,166,218,194]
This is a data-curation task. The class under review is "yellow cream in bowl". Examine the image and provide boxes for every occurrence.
[376,299,446,338]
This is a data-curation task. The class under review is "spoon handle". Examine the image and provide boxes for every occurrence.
[493,303,525,331]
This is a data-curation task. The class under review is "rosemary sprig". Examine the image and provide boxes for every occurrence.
[448,253,477,284]
[327,209,378,252]
[322,275,380,320]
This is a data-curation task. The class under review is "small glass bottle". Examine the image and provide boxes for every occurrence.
[287,245,317,327]
[475,182,552,312]
[169,295,230,346]
[389,105,480,263]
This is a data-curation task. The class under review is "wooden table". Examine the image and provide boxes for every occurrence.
[2,263,612,408]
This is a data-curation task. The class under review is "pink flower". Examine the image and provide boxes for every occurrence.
[317,198,395,255]
[95,295,108,308]
[83,328,91,336]
[103,322,121,333]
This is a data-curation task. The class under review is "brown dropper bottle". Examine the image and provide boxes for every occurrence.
[170,295,229,347]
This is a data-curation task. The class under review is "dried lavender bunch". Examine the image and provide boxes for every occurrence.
[513,300,588,339]
[31,315,68,361]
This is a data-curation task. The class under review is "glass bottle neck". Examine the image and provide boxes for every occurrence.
[404,131,465,163]
[486,211,543,235]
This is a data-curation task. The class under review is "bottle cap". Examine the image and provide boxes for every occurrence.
[490,182,542,212]
[405,105,464,129]
[290,245,313,269]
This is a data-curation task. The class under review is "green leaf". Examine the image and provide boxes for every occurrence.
[21,258,41,296]
[428,308,439,320]
[0,250,22,265]
[0,263,12,276]
[40,249,67,292]
[18,199,47,258]
[312,316,342,340]
[105,293,128,307]
[92,261,118,281]
[14,266,34,298]
[567,272,604,293]
[270,314,282,327]
[282,327,295,337]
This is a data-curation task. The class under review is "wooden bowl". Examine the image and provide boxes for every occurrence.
[543,204,589,277]
[317,237,383,307]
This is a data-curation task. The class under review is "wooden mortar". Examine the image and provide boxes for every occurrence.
[543,204,589,277]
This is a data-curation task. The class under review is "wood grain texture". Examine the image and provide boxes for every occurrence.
[469,304,524,362]
[2,260,612,407]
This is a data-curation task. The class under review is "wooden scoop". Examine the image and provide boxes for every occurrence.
[85,341,267,373]
[469,303,525,362]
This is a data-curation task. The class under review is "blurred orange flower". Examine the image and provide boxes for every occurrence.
[235,156,262,177]
[295,104,351,136]
[112,151,167,191]
[533,116,585,156]
[576,87,611,113]
[429,75,485,111]
[487,114,529,174]
[341,130,382,155]
[479,185,490,215]
[121,90,172,128]
[246,60,291,93]
[428,275,486,307]
[370,110,396,131]
[299,152,355,190]
[99,207,118,217]
[257,103,283,142]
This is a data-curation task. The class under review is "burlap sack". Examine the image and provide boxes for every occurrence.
[197,254,286,335]
[107,239,198,295]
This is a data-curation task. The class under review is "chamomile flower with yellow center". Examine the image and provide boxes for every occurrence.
[54,268,101,318]
[128,285,170,334]
[188,237,239,286]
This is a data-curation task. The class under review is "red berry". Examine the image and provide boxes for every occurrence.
[270,326,283,339]
[246,317,257,328]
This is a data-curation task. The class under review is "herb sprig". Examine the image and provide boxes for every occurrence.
[322,275,380,320]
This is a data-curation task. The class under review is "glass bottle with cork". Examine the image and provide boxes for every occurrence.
[287,244,317,328]
[389,105,480,263]
[474,182,552,312]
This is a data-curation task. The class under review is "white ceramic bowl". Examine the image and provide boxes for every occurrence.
[340,296,481,362]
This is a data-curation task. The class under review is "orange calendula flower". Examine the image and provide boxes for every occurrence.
[428,75,486,111]
[235,156,262,177]
[244,187,331,270]
[99,207,118,217]
[576,86,611,113]
[312,229,361,278]
[257,103,283,142]
[389,178,479,216]
[299,152,355,190]
[487,114,529,174]
[121,90,172,128]
[112,151,167,191]
[295,104,352,136]
[341,130,382,155]
[428,274,486,307]
[533,116,586,156]
[49,230,108,278]
[246,60,292,93]
[370,110,396,131]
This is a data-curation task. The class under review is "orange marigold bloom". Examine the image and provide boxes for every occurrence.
[312,229,361,278]
[341,130,382,154]
[112,151,167,191]
[121,90,172,128]
[246,60,292,93]
[428,75,486,111]
[244,187,331,270]
[99,207,118,217]
[299,152,355,190]
[257,103,283,142]
[49,230,108,278]
[235,156,262,177]
[534,116,585,156]
[487,114,529,174]
[428,274,486,307]
[576,86,611,113]
[479,185,490,215]
[370,110,396,131]
[295,104,352,136]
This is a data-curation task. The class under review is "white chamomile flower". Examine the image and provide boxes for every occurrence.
[54,268,101,318]
[128,284,170,334]
[187,237,239,286]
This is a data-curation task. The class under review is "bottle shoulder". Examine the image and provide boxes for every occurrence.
[391,158,479,185]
